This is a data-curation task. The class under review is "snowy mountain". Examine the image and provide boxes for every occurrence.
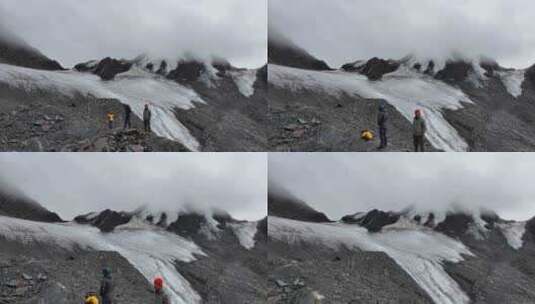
[0,30,267,152]
[268,35,535,152]
[268,193,535,304]
[0,188,266,303]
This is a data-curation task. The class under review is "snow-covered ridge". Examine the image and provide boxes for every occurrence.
[229,221,258,250]
[497,69,526,98]
[229,69,258,97]
[497,221,527,250]
[129,54,257,98]
[127,206,258,249]
[269,64,472,151]
[0,63,203,151]
[269,216,473,304]
[0,215,205,304]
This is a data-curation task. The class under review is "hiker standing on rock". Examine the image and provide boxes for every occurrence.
[412,109,427,152]
[153,277,170,304]
[100,268,114,304]
[377,104,388,150]
[123,104,132,129]
[143,104,152,133]
[107,112,115,130]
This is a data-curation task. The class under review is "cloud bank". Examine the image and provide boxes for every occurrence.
[0,0,267,68]
[269,153,535,221]
[269,0,535,69]
[0,153,267,221]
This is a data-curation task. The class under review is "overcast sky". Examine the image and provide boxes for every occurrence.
[0,153,267,221]
[0,0,266,68]
[269,0,535,69]
[269,153,535,221]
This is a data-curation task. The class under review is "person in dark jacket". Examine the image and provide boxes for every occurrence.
[412,109,427,152]
[100,268,113,304]
[153,277,170,304]
[143,104,152,133]
[377,104,388,149]
[123,104,132,129]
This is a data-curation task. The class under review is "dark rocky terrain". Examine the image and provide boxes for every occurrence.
[0,28,63,71]
[0,185,62,223]
[0,83,189,152]
[268,184,330,222]
[0,241,154,304]
[268,29,331,71]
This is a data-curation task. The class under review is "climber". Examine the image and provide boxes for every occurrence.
[84,292,100,304]
[123,104,132,129]
[107,112,115,130]
[153,277,170,304]
[100,268,114,304]
[377,103,388,149]
[143,104,152,133]
[412,109,427,152]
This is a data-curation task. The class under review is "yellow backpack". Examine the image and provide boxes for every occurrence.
[361,129,374,141]
[85,293,100,304]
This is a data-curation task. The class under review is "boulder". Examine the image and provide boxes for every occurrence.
[359,57,400,81]
[435,61,473,82]
[74,209,132,232]
[167,60,205,83]
[93,57,132,80]
[342,209,400,232]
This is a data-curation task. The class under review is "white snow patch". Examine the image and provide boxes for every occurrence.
[198,63,220,88]
[0,63,204,151]
[497,221,526,250]
[498,69,525,98]
[230,69,257,97]
[269,216,473,304]
[269,64,472,151]
[0,215,205,304]
[229,221,258,250]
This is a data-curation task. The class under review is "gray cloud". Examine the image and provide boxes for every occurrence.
[0,0,266,68]
[0,153,267,221]
[269,153,535,221]
[269,0,535,69]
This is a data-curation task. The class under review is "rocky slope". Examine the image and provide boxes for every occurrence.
[268,34,535,152]
[0,26,63,71]
[268,184,330,222]
[268,29,331,71]
[0,184,61,222]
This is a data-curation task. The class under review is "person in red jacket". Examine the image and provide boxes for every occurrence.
[153,277,170,304]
